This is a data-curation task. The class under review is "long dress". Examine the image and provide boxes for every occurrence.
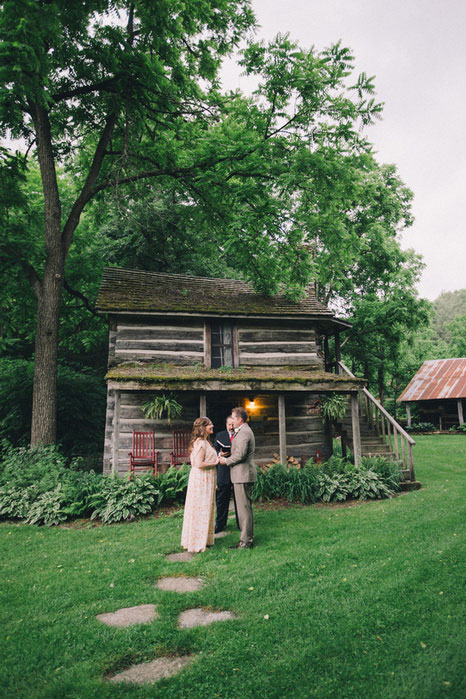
[181,438,217,553]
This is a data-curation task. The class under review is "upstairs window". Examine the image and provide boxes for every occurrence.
[210,321,234,368]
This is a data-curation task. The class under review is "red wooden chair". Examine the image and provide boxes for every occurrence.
[128,430,159,480]
[170,429,191,467]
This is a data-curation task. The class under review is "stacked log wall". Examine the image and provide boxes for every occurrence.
[111,319,204,366]
[237,322,324,369]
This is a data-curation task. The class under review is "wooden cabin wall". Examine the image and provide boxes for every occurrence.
[109,318,204,366]
[104,390,331,475]
[107,316,324,370]
[237,321,323,369]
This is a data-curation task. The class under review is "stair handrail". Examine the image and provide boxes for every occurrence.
[338,361,415,446]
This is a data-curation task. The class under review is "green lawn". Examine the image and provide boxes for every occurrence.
[1,436,465,698]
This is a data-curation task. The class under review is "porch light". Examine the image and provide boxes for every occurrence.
[247,400,256,410]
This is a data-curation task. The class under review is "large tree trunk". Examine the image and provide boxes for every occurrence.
[31,256,64,445]
[30,103,64,446]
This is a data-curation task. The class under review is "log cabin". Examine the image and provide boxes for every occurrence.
[96,267,418,485]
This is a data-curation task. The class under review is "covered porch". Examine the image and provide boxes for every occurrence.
[104,364,366,475]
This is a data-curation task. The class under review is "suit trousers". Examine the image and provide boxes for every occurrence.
[215,483,239,533]
[233,482,254,545]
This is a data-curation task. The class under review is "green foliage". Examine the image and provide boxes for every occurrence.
[0,359,106,456]
[252,455,397,504]
[405,422,436,433]
[449,423,466,433]
[88,475,159,524]
[320,394,348,422]
[142,393,182,424]
[155,464,190,505]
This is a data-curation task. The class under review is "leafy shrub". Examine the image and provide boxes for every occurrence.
[0,484,39,519]
[346,466,393,500]
[251,463,289,501]
[155,464,190,505]
[405,422,436,433]
[89,475,159,524]
[359,455,402,492]
[315,471,352,502]
[26,485,69,526]
[449,423,466,433]
[282,465,318,503]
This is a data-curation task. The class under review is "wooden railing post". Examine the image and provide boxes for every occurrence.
[351,392,361,468]
[278,394,287,466]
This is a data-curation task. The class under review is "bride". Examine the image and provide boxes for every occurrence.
[181,417,219,553]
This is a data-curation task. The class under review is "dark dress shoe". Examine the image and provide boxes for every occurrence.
[229,542,254,549]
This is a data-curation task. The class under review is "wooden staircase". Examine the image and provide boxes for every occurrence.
[337,363,421,491]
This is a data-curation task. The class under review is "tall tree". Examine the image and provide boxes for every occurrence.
[0,1,390,445]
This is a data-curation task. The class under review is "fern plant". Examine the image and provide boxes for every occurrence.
[320,394,348,423]
[142,393,182,424]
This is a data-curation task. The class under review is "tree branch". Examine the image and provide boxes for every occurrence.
[63,279,99,317]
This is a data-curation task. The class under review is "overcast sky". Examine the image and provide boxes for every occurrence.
[222,0,466,301]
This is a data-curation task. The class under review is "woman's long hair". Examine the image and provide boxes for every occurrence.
[189,417,213,452]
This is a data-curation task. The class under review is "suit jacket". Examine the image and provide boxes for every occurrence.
[224,422,257,484]
[214,429,234,486]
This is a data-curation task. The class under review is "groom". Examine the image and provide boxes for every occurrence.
[218,406,257,549]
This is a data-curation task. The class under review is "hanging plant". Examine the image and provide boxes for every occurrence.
[320,394,348,423]
[142,393,182,424]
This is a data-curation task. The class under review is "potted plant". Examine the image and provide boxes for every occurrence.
[320,394,348,424]
[142,393,182,424]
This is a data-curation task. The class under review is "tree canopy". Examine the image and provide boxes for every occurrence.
[0,0,427,446]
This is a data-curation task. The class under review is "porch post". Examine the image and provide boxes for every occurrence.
[278,394,287,466]
[458,399,464,425]
[335,331,341,374]
[112,389,121,475]
[406,404,412,427]
[351,392,361,467]
[199,393,207,417]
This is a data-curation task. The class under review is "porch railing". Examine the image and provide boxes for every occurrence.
[338,361,416,481]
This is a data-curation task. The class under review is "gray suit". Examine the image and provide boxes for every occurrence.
[225,422,257,546]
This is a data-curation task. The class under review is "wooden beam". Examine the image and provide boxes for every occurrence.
[458,399,464,425]
[334,331,341,374]
[406,404,412,427]
[199,393,207,417]
[278,394,287,466]
[112,389,121,475]
[351,392,361,468]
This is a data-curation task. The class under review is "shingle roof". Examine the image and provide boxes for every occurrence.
[96,267,341,320]
[398,358,466,402]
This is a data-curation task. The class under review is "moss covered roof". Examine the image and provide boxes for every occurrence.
[96,267,342,320]
[106,363,365,391]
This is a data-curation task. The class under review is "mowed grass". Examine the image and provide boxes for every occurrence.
[0,436,465,698]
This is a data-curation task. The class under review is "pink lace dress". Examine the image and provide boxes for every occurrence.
[181,439,218,553]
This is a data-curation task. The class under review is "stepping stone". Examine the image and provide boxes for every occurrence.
[109,655,195,684]
[214,530,229,539]
[166,551,195,562]
[156,576,205,593]
[178,607,236,629]
[96,604,158,628]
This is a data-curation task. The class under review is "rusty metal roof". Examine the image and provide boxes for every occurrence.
[96,267,350,328]
[398,358,466,402]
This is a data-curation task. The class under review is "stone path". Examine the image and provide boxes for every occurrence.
[156,576,205,592]
[165,551,195,562]
[178,608,236,629]
[97,604,158,628]
[109,655,196,685]
[99,550,237,685]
